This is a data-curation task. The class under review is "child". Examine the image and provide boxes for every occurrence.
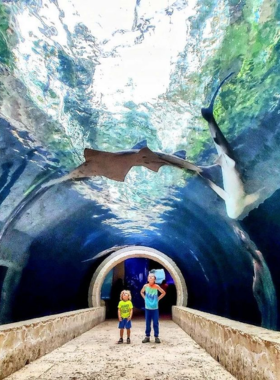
[140,273,166,343]
[117,290,133,344]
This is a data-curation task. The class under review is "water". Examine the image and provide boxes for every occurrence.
[0,0,279,327]
[1,0,278,230]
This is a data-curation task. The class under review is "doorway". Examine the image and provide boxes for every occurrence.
[88,246,187,318]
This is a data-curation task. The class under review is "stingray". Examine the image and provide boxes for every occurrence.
[200,73,260,219]
[42,145,202,188]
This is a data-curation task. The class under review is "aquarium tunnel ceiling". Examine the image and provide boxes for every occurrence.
[0,0,280,327]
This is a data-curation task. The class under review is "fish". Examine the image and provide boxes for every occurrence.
[252,249,278,330]
[234,226,277,330]
[42,144,202,188]
[200,73,261,219]
[81,245,129,263]
[1,143,202,241]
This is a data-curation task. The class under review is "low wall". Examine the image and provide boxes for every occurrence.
[0,307,105,380]
[172,306,280,380]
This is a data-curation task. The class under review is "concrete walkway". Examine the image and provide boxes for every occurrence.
[6,319,236,380]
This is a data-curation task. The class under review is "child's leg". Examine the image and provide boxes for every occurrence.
[152,309,159,337]
[127,328,130,338]
[145,309,152,337]
[120,328,124,338]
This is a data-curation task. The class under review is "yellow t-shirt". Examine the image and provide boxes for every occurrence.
[118,300,133,318]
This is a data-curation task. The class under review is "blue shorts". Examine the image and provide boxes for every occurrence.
[118,318,132,329]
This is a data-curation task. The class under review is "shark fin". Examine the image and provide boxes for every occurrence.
[131,140,148,150]
[84,148,99,160]
[199,174,228,201]
[207,72,235,112]
[215,155,223,167]
[244,191,261,208]
[201,72,234,122]
[223,153,236,168]
[173,150,186,159]
[215,153,235,168]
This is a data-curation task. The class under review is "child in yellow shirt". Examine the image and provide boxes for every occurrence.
[118,290,133,344]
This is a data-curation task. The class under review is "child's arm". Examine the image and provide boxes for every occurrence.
[140,284,146,299]
[157,285,166,301]
[118,308,122,321]
[128,306,133,321]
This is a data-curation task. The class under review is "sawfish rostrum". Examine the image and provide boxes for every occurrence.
[201,74,260,219]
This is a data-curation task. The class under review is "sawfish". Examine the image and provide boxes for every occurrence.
[0,144,202,239]
[42,144,202,188]
[201,73,260,219]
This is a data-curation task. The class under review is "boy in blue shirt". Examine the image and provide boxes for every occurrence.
[140,273,166,343]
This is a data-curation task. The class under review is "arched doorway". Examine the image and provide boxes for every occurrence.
[88,246,188,309]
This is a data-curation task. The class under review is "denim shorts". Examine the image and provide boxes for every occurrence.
[118,318,132,329]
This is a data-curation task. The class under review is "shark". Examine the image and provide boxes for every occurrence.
[81,245,130,263]
[200,73,261,219]
[234,225,277,330]
[42,143,202,188]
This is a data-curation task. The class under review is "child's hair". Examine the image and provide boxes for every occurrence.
[120,290,132,301]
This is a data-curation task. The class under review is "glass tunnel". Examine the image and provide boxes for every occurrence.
[0,0,280,334]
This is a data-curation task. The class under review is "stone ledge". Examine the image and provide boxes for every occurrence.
[172,306,280,380]
[0,307,105,380]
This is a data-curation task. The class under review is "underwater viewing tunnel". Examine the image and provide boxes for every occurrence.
[0,2,280,378]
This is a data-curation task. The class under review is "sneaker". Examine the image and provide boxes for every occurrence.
[155,337,161,343]
[127,338,131,344]
[118,338,123,344]
[142,337,150,343]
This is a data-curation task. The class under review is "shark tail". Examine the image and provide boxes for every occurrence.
[198,172,228,201]
[244,191,261,208]
[201,72,234,122]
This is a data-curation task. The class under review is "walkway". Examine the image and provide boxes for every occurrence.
[6,319,236,380]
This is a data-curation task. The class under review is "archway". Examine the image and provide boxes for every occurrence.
[88,246,187,308]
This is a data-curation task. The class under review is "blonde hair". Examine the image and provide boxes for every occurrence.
[120,290,132,301]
